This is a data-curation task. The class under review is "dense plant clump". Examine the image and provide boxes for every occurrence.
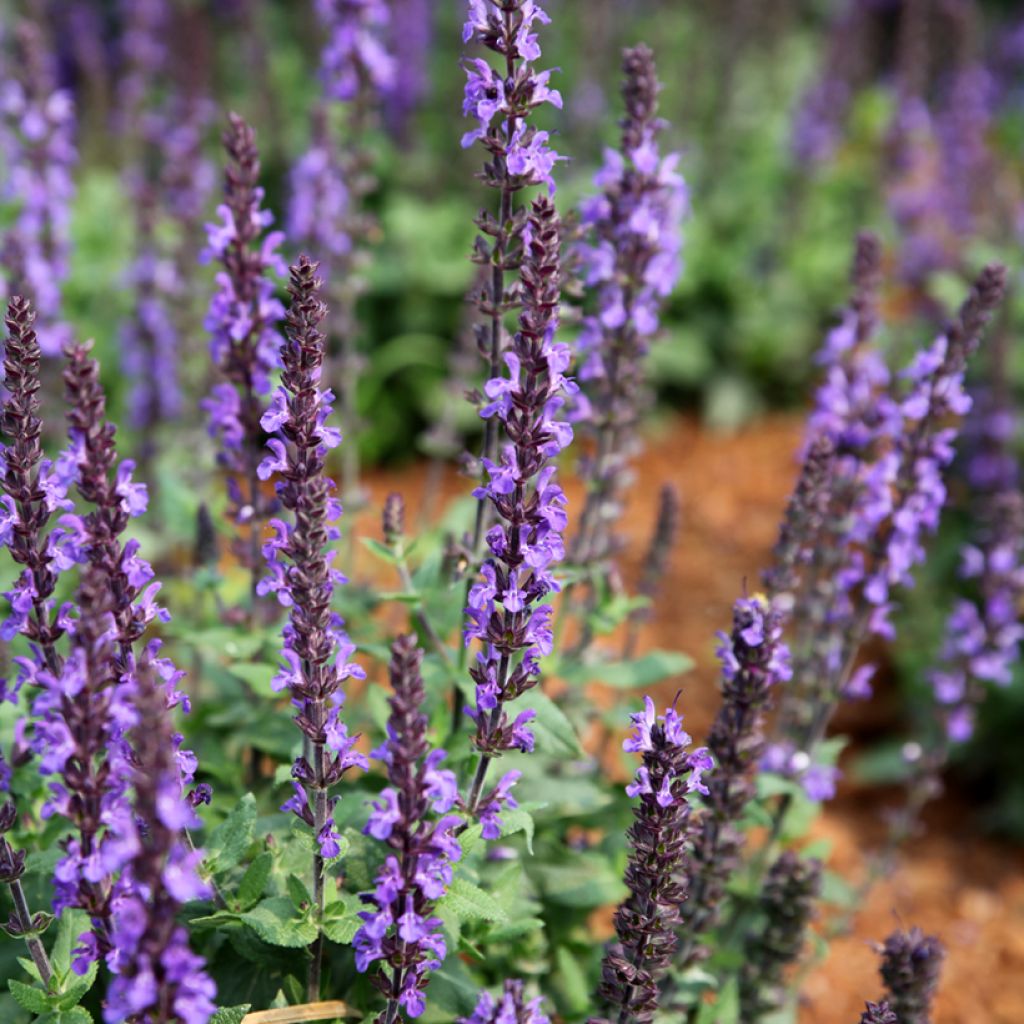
[0,3,1019,1024]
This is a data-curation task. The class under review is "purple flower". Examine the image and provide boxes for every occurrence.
[460,981,549,1024]
[571,45,688,570]
[315,0,395,103]
[355,637,462,1021]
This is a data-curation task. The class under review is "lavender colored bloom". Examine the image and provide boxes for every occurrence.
[355,636,460,1022]
[462,197,571,817]
[462,981,549,1024]
[315,0,396,103]
[860,1003,898,1024]
[679,594,790,967]
[384,0,433,141]
[0,298,83,702]
[739,851,822,1019]
[0,22,76,356]
[877,927,944,1024]
[103,663,216,1024]
[593,697,709,1024]
[201,114,286,585]
[262,257,366,996]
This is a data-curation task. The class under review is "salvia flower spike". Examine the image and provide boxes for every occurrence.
[738,851,822,1020]
[104,663,216,1024]
[877,927,945,1024]
[355,635,461,1023]
[572,43,688,569]
[462,980,550,1024]
[678,594,791,967]
[0,22,76,356]
[0,297,82,695]
[260,255,367,999]
[592,696,711,1024]
[200,113,286,611]
[462,196,572,824]
[316,0,396,104]
[461,0,563,555]
[859,1002,899,1024]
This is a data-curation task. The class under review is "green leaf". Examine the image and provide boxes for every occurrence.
[228,662,274,690]
[51,908,91,978]
[241,897,318,948]
[322,892,362,944]
[360,537,398,565]
[532,856,627,909]
[9,979,50,1013]
[206,794,257,873]
[440,878,509,924]
[559,650,695,689]
[235,852,273,911]
[56,962,97,1009]
[286,874,312,910]
[516,689,582,757]
[553,946,591,1015]
[209,1006,252,1024]
[56,1008,94,1024]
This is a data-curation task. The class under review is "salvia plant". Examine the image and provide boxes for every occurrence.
[0,2,1019,1024]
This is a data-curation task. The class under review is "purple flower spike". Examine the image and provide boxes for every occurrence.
[462,197,570,817]
[316,0,395,104]
[679,594,789,968]
[201,114,286,593]
[877,927,944,1024]
[264,257,365,997]
[461,981,549,1024]
[595,697,709,1024]
[104,663,216,1024]
[355,636,461,1023]
[572,44,688,570]
[0,23,76,356]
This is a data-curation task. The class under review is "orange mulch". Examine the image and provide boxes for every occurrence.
[355,412,1024,1024]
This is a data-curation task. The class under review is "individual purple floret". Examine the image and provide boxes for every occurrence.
[461,0,563,559]
[877,927,944,1024]
[462,197,571,817]
[201,113,286,606]
[316,0,396,103]
[0,22,77,356]
[260,256,366,999]
[572,43,688,568]
[355,635,460,1023]
[462,980,550,1024]
[0,297,82,699]
[592,697,710,1024]
[859,1003,898,1024]
[678,594,790,967]
[103,662,216,1024]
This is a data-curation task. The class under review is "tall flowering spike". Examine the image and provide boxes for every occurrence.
[201,113,286,598]
[316,0,396,103]
[462,981,550,1024]
[763,437,835,610]
[461,0,563,555]
[571,43,688,568]
[261,257,366,999]
[0,21,77,356]
[591,697,710,1024]
[877,927,945,1024]
[104,664,216,1024]
[738,851,822,1020]
[859,1003,898,1024]
[462,197,572,820]
[385,0,433,141]
[30,562,132,968]
[355,636,461,1023]
[0,298,83,698]
[678,594,791,967]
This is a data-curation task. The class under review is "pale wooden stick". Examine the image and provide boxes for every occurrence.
[241,1002,354,1024]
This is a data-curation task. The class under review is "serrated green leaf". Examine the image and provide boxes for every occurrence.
[235,852,273,911]
[241,897,318,948]
[515,689,582,757]
[56,961,97,1009]
[9,979,50,1013]
[206,794,257,873]
[51,908,91,979]
[322,894,362,945]
[440,877,509,924]
[209,1006,252,1024]
[56,1007,93,1024]
[287,873,312,910]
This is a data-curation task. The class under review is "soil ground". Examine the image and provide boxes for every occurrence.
[357,413,1024,1024]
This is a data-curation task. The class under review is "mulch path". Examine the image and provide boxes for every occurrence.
[355,413,1024,1024]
